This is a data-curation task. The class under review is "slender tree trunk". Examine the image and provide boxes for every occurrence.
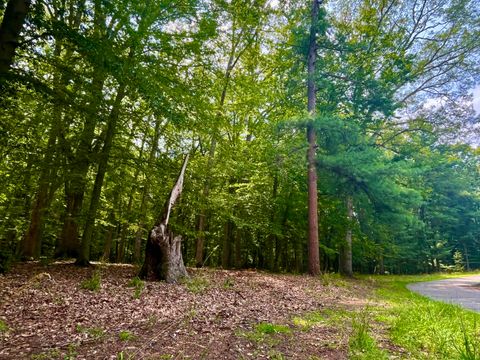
[339,196,353,277]
[22,119,60,259]
[266,174,278,271]
[306,0,321,276]
[234,227,242,268]
[0,0,31,75]
[379,254,385,275]
[463,243,470,271]
[76,84,126,265]
[222,220,233,268]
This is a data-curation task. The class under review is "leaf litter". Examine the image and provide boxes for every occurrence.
[0,261,376,359]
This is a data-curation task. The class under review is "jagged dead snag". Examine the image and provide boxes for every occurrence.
[139,154,189,283]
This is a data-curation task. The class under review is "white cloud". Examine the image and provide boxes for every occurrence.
[472,85,480,114]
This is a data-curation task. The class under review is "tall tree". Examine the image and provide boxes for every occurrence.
[0,0,31,75]
[306,0,321,275]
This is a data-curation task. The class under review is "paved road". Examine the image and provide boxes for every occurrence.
[407,275,480,312]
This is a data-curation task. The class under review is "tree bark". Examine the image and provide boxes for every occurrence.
[306,0,321,276]
[339,196,353,277]
[139,154,189,283]
[0,0,31,74]
[22,117,59,259]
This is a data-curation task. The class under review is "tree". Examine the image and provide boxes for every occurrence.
[306,0,322,276]
[139,154,189,283]
[0,0,31,75]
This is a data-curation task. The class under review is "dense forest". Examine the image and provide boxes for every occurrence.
[1,0,479,276]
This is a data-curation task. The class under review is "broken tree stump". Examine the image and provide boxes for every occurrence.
[139,154,189,283]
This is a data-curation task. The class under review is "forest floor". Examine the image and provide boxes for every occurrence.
[0,262,405,359]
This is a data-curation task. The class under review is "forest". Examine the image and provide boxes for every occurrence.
[1,0,480,277]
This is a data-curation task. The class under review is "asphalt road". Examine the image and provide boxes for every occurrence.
[407,275,480,312]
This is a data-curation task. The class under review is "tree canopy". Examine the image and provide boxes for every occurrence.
[0,0,479,275]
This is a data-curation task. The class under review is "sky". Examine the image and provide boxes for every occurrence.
[473,85,480,114]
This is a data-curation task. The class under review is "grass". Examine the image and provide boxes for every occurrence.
[239,322,291,343]
[127,276,145,299]
[81,270,101,291]
[292,311,325,330]
[32,344,78,360]
[183,275,210,294]
[370,273,480,359]
[319,272,351,288]
[348,309,388,360]
[75,324,105,340]
[0,319,8,333]
[118,330,135,341]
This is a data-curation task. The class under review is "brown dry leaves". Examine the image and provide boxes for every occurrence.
[0,262,372,359]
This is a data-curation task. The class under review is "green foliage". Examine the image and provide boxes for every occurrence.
[116,351,135,360]
[75,324,105,340]
[239,322,291,344]
[349,310,387,360]
[222,277,235,289]
[183,276,210,294]
[292,311,324,330]
[81,271,101,292]
[0,0,478,277]
[33,344,78,360]
[373,274,480,359]
[118,330,135,342]
[127,277,145,299]
[0,250,12,274]
[454,251,465,272]
[0,319,8,333]
[255,322,291,335]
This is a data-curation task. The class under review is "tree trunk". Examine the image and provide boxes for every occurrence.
[463,243,470,271]
[306,0,321,276]
[22,122,59,259]
[339,196,353,277]
[222,220,233,269]
[234,227,242,268]
[139,154,189,283]
[0,0,31,74]
[266,174,278,271]
[76,84,126,266]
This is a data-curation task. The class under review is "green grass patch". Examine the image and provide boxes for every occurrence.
[239,322,291,343]
[81,270,101,292]
[292,311,325,330]
[349,310,388,360]
[0,319,8,333]
[371,273,480,359]
[320,272,351,287]
[256,322,291,335]
[76,324,105,340]
[183,275,210,294]
[118,330,135,341]
[127,276,145,299]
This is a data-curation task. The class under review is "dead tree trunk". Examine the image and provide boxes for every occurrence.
[139,154,189,283]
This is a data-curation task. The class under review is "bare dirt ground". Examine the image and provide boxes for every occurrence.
[0,262,375,359]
